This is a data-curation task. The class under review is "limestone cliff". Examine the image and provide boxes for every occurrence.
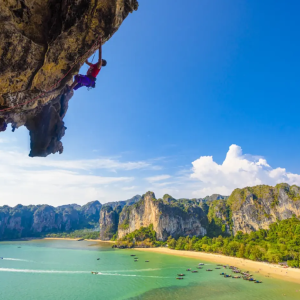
[0,0,138,157]
[0,200,101,240]
[99,195,141,240]
[117,192,208,241]
[99,205,122,240]
[206,199,232,236]
[228,183,300,234]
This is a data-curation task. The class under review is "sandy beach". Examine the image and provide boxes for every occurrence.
[135,247,300,284]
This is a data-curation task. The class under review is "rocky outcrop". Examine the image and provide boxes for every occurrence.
[206,199,232,236]
[80,200,102,224]
[117,192,208,241]
[0,0,138,157]
[99,205,122,240]
[99,195,141,240]
[228,184,300,234]
[0,200,101,240]
[103,195,141,210]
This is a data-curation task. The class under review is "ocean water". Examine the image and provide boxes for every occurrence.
[0,240,299,300]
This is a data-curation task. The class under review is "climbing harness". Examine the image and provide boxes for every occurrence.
[0,37,102,113]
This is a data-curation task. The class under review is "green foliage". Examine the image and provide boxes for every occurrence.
[206,199,232,237]
[228,184,300,213]
[117,224,166,248]
[168,218,300,268]
[111,233,118,241]
[121,224,156,243]
[46,230,99,240]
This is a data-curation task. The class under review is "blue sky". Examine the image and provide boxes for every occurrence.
[1,0,300,206]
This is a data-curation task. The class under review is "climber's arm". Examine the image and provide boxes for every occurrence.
[85,60,92,67]
[96,38,102,69]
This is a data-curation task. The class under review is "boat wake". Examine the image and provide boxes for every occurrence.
[2,258,32,262]
[102,268,161,273]
[96,272,169,278]
[0,268,170,278]
[0,268,88,274]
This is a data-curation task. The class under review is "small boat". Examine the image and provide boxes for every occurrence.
[254,280,262,283]
[145,261,149,262]
[198,263,204,265]
[176,277,184,280]
[197,267,203,269]
[206,269,213,271]
[130,255,136,256]
[177,274,185,276]
[248,278,255,281]
[0,257,3,259]
[91,272,99,274]
[191,271,198,273]
[220,272,225,275]
[18,247,21,248]
[97,258,100,260]
[215,267,221,269]
[233,276,241,279]
[134,260,138,262]
[186,268,191,271]
[224,274,231,278]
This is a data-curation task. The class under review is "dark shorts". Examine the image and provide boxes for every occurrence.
[73,75,94,90]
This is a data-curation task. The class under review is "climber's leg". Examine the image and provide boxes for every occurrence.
[70,75,92,91]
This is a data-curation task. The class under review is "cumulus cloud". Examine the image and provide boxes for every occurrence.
[191,144,300,196]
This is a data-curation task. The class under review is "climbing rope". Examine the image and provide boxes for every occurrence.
[0,36,102,113]
[86,52,97,91]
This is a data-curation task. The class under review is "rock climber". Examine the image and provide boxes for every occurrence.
[68,38,107,91]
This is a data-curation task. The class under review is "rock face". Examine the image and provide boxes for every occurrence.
[99,205,122,240]
[0,0,138,157]
[117,192,208,241]
[99,184,300,241]
[103,195,141,210]
[99,195,141,240]
[228,184,300,234]
[0,200,102,240]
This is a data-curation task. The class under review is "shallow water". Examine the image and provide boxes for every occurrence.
[0,240,299,300]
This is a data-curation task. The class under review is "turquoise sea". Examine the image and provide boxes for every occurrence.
[0,240,299,300]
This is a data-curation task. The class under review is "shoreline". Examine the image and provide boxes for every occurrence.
[135,247,300,284]
[43,237,115,243]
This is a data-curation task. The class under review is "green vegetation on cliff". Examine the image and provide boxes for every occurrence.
[206,199,232,237]
[116,224,165,248]
[227,184,300,212]
[167,217,300,267]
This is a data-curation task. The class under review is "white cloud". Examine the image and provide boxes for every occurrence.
[145,175,171,183]
[190,144,300,196]
[0,147,143,206]
[0,151,156,172]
